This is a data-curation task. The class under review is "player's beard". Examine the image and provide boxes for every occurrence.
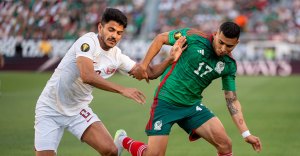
[98,34,113,50]
[106,37,116,47]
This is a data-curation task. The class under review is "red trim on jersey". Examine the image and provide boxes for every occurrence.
[187,29,209,39]
[209,33,214,43]
[154,62,177,99]
[146,99,158,130]
[146,62,177,130]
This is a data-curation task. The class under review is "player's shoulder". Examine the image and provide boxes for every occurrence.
[184,28,211,49]
[75,32,97,44]
[74,32,97,49]
[185,28,211,46]
[223,54,237,67]
[187,28,209,39]
[78,32,97,42]
[172,27,190,33]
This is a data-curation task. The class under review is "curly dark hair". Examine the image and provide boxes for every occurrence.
[220,22,240,39]
[101,8,127,28]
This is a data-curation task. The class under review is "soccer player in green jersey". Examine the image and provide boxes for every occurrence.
[114,22,262,156]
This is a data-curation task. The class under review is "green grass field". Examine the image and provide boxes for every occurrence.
[0,71,300,156]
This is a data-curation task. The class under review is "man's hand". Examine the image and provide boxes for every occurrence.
[129,63,149,83]
[120,87,146,104]
[129,36,186,82]
[245,135,262,152]
[169,36,187,63]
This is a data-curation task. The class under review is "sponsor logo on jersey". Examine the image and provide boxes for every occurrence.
[197,49,204,55]
[196,106,202,111]
[174,31,182,40]
[81,43,90,52]
[154,120,162,130]
[215,61,225,74]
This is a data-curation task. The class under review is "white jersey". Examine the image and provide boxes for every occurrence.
[36,32,136,116]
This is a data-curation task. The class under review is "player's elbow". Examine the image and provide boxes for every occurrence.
[146,66,159,80]
[81,77,92,84]
[148,72,160,80]
[148,73,158,80]
[80,73,94,84]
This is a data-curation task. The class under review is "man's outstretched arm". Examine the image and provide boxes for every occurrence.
[130,35,186,80]
[129,32,170,81]
[77,56,146,104]
[146,36,187,79]
[224,91,262,152]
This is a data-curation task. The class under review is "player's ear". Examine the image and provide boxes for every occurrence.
[214,29,220,37]
[98,22,103,32]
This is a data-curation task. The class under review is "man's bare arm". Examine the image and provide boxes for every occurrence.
[129,32,170,81]
[77,56,146,104]
[146,36,187,79]
[129,36,186,80]
[224,91,262,152]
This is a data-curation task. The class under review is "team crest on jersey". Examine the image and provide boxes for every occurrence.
[81,43,90,52]
[154,120,162,130]
[215,61,225,74]
[174,31,182,40]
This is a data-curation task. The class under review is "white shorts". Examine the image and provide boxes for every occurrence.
[34,106,100,152]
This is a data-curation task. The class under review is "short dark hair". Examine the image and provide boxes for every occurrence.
[101,8,127,28]
[219,22,240,39]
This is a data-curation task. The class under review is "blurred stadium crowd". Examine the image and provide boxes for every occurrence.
[157,0,300,43]
[0,0,299,43]
[1,0,300,75]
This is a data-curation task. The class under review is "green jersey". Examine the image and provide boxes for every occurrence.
[154,28,237,106]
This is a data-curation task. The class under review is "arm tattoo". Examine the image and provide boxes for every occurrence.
[239,119,244,125]
[225,91,238,115]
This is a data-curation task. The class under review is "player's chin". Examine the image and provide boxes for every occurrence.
[107,42,117,47]
[217,52,225,56]
[105,42,115,48]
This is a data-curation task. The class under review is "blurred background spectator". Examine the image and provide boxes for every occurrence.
[0,53,4,68]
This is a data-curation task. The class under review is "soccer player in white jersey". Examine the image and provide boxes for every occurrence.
[34,8,187,156]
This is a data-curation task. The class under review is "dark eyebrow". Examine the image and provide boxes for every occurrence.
[108,26,124,33]
[219,39,234,47]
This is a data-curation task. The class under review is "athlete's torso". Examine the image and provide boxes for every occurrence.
[157,28,237,105]
[36,32,135,116]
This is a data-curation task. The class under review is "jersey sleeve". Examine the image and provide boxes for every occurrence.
[116,48,136,73]
[221,63,237,91]
[74,36,96,60]
[222,74,236,91]
[168,28,189,45]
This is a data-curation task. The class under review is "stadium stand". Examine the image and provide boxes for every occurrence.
[0,0,299,75]
[0,0,299,42]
